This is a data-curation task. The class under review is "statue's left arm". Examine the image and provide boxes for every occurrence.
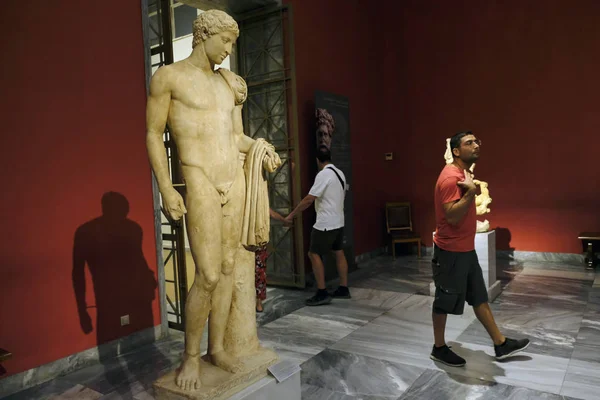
[220,68,280,169]
[231,96,280,172]
[233,104,256,153]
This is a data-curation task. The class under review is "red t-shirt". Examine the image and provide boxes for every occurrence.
[433,165,476,252]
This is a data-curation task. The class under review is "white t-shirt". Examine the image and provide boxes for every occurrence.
[308,164,346,231]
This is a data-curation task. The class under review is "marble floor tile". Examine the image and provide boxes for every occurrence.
[502,275,591,304]
[575,310,600,347]
[2,379,83,400]
[256,287,309,326]
[482,296,584,334]
[292,289,411,327]
[302,384,391,400]
[49,384,103,400]
[399,369,570,400]
[96,380,151,399]
[442,342,569,395]
[495,292,588,313]
[301,348,424,398]
[589,288,600,309]
[570,343,600,364]
[132,390,155,400]
[560,359,600,400]
[345,288,413,310]
[350,261,433,295]
[346,278,430,297]
[330,317,438,370]
[257,312,361,364]
[519,266,595,282]
[380,294,477,333]
[587,298,600,313]
[329,296,476,372]
[457,321,576,359]
[334,331,569,395]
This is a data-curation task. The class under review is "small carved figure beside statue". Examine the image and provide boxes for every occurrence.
[444,138,492,233]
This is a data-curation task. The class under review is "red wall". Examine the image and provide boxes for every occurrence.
[379,0,600,253]
[287,0,600,256]
[0,2,160,378]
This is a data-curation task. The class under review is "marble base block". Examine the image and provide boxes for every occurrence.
[153,347,278,400]
[228,361,301,400]
[476,230,497,289]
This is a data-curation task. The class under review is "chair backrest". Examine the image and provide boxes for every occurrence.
[385,202,413,232]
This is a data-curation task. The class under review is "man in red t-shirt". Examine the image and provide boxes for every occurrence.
[430,131,529,367]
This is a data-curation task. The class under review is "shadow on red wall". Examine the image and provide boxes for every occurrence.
[72,192,167,396]
[494,227,515,259]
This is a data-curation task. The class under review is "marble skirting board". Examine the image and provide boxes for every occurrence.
[498,250,584,264]
[422,246,585,265]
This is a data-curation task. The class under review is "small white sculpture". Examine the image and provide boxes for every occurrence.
[444,138,492,232]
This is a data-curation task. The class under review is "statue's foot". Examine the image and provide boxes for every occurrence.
[176,353,202,391]
[210,350,243,373]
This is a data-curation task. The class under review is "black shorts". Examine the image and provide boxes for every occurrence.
[309,227,344,255]
[431,244,488,315]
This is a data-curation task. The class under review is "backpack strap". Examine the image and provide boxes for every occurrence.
[325,166,345,190]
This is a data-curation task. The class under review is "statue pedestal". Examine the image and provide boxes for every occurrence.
[475,230,501,302]
[153,347,278,400]
[229,360,301,400]
[430,230,501,302]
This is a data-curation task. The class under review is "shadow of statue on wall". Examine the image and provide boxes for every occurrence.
[72,192,170,396]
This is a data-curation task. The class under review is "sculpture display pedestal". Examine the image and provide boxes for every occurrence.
[430,231,501,302]
[153,347,278,400]
[229,360,301,400]
[475,230,501,302]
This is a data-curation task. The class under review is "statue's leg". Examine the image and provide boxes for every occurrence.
[209,167,246,373]
[176,169,222,390]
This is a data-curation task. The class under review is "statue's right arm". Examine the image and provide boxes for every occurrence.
[146,67,174,193]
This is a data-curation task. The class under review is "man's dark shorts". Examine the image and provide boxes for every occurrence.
[431,244,488,315]
[309,227,344,256]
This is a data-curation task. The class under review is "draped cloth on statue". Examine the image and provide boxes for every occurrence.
[241,139,280,248]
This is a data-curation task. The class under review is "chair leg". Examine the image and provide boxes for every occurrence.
[392,241,396,259]
[417,241,421,258]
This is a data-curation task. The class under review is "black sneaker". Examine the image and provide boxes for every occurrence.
[305,291,332,306]
[429,345,466,367]
[494,338,530,360]
[332,286,351,299]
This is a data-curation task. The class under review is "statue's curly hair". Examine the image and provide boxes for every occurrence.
[315,108,335,133]
[192,10,239,49]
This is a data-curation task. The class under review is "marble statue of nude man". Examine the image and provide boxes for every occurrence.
[145,10,279,391]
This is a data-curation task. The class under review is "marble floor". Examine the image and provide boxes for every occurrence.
[4,254,599,399]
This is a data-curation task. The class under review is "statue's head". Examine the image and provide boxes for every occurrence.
[316,108,335,149]
[449,130,481,164]
[192,10,239,65]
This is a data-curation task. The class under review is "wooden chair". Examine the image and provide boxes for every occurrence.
[386,202,421,259]
[578,232,600,270]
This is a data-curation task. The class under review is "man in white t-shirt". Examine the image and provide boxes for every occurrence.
[285,146,350,306]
